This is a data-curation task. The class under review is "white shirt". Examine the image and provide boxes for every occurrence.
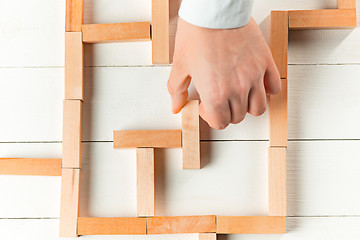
[179,0,254,29]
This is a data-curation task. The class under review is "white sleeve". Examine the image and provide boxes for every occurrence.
[178,0,254,29]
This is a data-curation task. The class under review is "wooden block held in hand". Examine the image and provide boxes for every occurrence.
[152,0,170,64]
[66,0,84,32]
[0,158,61,176]
[137,148,155,217]
[337,0,356,9]
[270,11,288,79]
[62,100,82,168]
[65,32,84,100]
[59,169,81,237]
[269,79,288,147]
[268,147,287,216]
[182,100,200,169]
[199,233,217,240]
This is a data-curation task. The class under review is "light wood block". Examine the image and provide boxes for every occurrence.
[216,216,286,234]
[269,79,288,147]
[338,0,356,9]
[199,233,217,240]
[182,100,200,169]
[82,22,151,43]
[62,100,82,168]
[270,11,288,79]
[0,158,61,176]
[113,130,181,148]
[59,168,81,237]
[152,0,170,64]
[289,9,357,29]
[65,0,84,32]
[269,147,287,216]
[65,32,83,100]
[77,217,147,235]
[137,148,155,217]
[147,215,216,234]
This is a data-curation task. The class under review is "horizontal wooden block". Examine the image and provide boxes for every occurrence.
[77,217,147,235]
[152,0,170,64]
[269,147,287,216]
[82,22,151,43]
[65,0,84,32]
[59,169,81,237]
[337,0,356,9]
[65,32,83,100]
[289,9,357,29]
[62,100,82,168]
[0,158,61,176]
[147,215,216,234]
[270,11,288,79]
[199,233,217,240]
[269,79,288,147]
[216,216,286,234]
[113,130,181,148]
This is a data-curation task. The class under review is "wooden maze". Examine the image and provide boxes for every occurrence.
[0,0,357,239]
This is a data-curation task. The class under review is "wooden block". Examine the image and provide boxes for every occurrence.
[270,11,288,79]
[0,158,61,176]
[269,147,287,216]
[199,233,217,240]
[137,148,155,217]
[147,215,216,234]
[289,9,357,29]
[269,79,288,147]
[62,100,82,168]
[65,0,84,32]
[59,168,81,237]
[216,216,286,234]
[113,130,181,148]
[152,0,170,64]
[338,0,356,9]
[82,22,151,43]
[182,100,200,169]
[65,32,83,100]
[77,217,147,235]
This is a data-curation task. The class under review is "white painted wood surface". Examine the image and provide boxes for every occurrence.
[0,0,360,239]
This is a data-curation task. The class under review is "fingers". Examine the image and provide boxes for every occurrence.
[247,83,267,116]
[199,97,231,130]
[229,90,248,124]
[264,59,281,95]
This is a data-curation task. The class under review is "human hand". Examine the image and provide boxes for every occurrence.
[167,17,281,130]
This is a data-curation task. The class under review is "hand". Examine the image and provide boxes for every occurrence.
[167,17,281,130]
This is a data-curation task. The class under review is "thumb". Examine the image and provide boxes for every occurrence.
[167,65,191,114]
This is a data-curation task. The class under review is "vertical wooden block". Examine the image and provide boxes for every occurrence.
[65,32,84,100]
[152,0,170,64]
[268,147,287,216]
[269,79,288,147]
[59,168,81,237]
[337,0,356,9]
[62,100,82,168]
[66,0,84,32]
[137,148,155,217]
[199,233,216,240]
[270,11,288,79]
[182,100,200,169]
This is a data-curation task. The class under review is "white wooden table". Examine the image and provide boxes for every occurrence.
[1,0,360,239]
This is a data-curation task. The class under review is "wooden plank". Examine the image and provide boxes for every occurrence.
[82,22,151,43]
[147,215,216,234]
[337,0,356,9]
[216,216,286,234]
[269,79,288,147]
[62,100,82,168]
[182,100,200,169]
[152,0,170,64]
[269,147,287,216]
[270,11,288,79]
[289,9,357,29]
[199,233,217,240]
[65,32,83,100]
[65,0,84,32]
[113,130,181,148]
[77,217,146,235]
[137,148,155,217]
[0,158,61,176]
[59,168,80,237]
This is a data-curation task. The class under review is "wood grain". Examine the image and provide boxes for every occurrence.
[199,233,217,240]
[147,215,216,234]
[137,148,155,217]
[65,0,84,32]
[182,100,200,169]
[152,0,170,64]
[113,130,181,148]
[82,22,151,43]
[0,158,61,176]
[216,216,286,234]
[337,0,356,9]
[77,217,147,235]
